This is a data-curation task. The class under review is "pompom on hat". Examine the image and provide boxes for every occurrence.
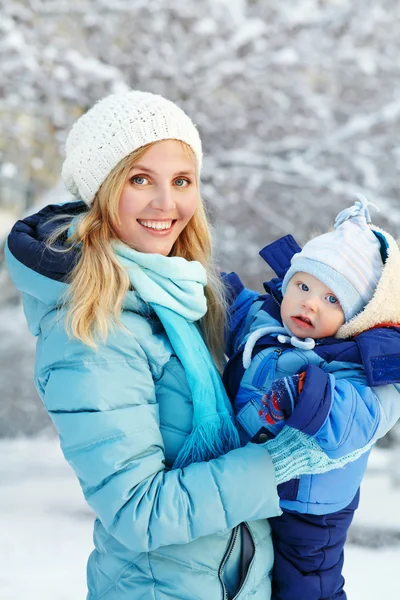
[61,90,203,206]
[282,195,385,323]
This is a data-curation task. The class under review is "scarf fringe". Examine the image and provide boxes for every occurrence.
[173,414,241,469]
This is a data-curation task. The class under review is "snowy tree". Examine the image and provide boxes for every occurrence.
[1,0,400,279]
[1,0,400,437]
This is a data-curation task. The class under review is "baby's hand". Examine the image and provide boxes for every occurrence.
[259,372,306,425]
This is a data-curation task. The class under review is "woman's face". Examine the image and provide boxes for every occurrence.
[116,140,199,255]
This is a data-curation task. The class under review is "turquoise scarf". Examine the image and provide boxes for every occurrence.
[114,242,240,468]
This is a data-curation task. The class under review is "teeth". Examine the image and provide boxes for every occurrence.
[138,220,172,230]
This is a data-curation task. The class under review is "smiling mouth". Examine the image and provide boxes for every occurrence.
[137,219,177,233]
[291,315,313,328]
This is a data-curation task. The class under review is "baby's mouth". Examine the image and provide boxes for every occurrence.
[291,315,313,328]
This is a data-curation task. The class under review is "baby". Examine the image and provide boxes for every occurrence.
[223,197,400,600]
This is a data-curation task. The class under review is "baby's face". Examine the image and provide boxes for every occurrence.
[281,272,345,339]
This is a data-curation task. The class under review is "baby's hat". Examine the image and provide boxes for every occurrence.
[281,196,384,322]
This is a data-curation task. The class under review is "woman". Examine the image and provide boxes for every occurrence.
[5,91,371,599]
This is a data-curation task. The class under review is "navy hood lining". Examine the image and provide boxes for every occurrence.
[7,201,87,282]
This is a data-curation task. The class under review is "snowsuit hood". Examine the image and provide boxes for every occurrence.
[336,224,400,338]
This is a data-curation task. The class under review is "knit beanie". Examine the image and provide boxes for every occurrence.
[281,196,384,322]
[61,90,203,206]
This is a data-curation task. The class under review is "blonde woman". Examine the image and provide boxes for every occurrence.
[5,91,367,600]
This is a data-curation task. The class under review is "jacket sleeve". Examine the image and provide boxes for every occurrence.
[40,333,281,554]
[286,364,400,458]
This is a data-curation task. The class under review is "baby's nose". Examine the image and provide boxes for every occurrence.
[303,296,319,311]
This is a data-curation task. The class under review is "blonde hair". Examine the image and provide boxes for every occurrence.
[48,142,227,370]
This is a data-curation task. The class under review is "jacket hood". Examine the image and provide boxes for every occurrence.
[5,201,148,335]
[336,225,400,338]
[5,202,86,334]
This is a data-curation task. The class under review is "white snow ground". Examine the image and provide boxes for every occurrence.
[0,438,399,600]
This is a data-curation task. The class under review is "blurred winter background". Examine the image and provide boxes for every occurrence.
[1,0,400,598]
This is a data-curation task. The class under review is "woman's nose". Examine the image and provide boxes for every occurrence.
[151,186,175,211]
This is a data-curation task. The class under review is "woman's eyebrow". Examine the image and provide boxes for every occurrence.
[129,164,157,174]
[174,170,195,177]
[129,165,195,177]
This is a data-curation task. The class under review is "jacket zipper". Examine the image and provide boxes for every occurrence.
[253,348,282,388]
[231,523,256,600]
[271,291,281,308]
[218,525,240,600]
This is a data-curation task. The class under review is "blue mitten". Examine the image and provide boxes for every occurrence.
[260,372,306,426]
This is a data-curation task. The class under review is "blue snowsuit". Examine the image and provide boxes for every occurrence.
[223,234,400,600]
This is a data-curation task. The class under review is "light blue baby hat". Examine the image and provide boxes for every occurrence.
[281,196,384,322]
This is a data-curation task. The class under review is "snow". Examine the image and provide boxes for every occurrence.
[0,437,398,599]
[344,547,400,600]
[0,210,19,240]
[0,438,93,600]
[352,447,400,531]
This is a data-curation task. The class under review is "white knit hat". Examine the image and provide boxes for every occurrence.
[282,196,384,322]
[61,90,203,205]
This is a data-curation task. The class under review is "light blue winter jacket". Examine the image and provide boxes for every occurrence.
[5,203,283,600]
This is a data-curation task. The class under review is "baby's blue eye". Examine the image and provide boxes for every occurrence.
[327,295,338,304]
[299,283,309,292]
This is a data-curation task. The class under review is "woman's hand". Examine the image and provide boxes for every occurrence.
[264,425,372,486]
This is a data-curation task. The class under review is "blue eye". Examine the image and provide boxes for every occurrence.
[174,178,189,187]
[131,175,148,185]
[298,283,309,292]
[327,295,338,304]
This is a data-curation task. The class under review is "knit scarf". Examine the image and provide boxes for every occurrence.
[114,242,240,469]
